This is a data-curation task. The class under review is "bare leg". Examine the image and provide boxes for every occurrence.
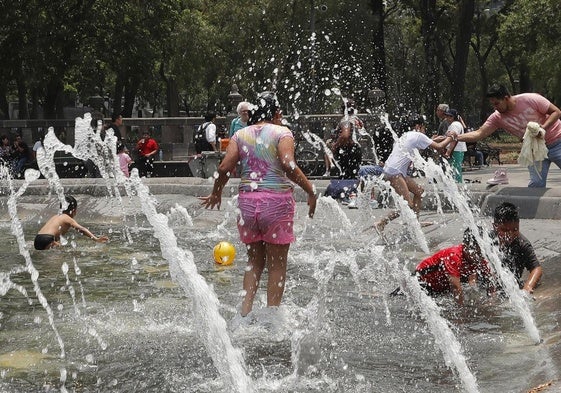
[404,176,424,215]
[265,243,290,307]
[375,175,411,231]
[323,153,331,175]
[241,241,266,317]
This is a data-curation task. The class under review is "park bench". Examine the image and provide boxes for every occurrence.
[463,141,501,167]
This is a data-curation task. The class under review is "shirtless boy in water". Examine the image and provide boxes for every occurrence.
[34,195,109,250]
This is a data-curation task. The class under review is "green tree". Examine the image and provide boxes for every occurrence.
[497,0,561,102]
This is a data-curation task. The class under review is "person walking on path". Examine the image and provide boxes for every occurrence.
[435,103,450,136]
[105,112,124,144]
[448,83,561,187]
[194,112,217,153]
[199,91,317,317]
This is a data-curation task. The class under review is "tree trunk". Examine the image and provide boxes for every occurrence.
[16,72,28,120]
[0,82,9,120]
[419,0,440,131]
[112,75,124,116]
[122,77,139,118]
[518,61,532,93]
[43,78,63,119]
[159,62,179,117]
[166,78,180,117]
[370,0,387,94]
[450,0,475,110]
[30,87,40,119]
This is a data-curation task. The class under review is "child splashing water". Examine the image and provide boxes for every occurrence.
[375,124,452,232]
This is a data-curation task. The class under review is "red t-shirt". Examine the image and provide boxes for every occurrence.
[415,245,489,293]
[137,138,159,157]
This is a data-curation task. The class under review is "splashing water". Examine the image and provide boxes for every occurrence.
[2,166,66,356]
[412,143,541,344]
[331,88,381,163]
[129,173,253,392]
[7,114,253,392]
[394,258,480,393]
[1,113,552,392]
[377,111,541,343]
[291,249,338,378]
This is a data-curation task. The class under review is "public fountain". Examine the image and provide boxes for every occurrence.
[0,113,559,392]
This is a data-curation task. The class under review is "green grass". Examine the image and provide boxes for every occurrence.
[488,130,520,143]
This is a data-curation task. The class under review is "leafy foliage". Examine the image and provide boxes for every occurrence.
[0,0,559,123]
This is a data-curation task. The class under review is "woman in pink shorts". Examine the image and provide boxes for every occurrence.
[200,91,317,316]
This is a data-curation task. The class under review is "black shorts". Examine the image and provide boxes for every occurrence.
[34,234,55,250]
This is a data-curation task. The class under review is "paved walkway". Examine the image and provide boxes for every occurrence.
[461,163,561,188]
[4,163,561,220]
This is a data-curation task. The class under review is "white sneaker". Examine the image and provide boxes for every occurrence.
[486,169,509,185]
[347,193,358,209]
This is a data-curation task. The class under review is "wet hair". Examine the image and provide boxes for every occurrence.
[248,91,280,125]
[486,84,510,99]
[463,226,484,251]
[61,195,77,214]
[494,201,519,224]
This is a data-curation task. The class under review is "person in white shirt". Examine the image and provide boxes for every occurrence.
[442,108,467,183]
[194,112,217,153]
[375,126,453,232]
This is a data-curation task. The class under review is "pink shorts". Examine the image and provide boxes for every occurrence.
[237,190,295,245]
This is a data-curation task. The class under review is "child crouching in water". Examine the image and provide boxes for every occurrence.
[34,195,109,250]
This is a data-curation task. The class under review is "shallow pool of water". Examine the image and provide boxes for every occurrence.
[0,194,560,392]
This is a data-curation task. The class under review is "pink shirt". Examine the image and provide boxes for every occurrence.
[118,152,132,177]
[484,93,561,146]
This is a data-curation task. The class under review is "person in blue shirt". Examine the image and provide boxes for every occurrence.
[228,101,252,138]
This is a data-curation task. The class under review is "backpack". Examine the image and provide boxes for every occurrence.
[194,122,209,143]
[194,122,213,153]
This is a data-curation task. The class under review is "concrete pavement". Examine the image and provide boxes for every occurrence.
[460,163,561,219]
[3,163,561,220]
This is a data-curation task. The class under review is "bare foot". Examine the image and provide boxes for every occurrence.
[374,218,387,233]
[419,221,435,228]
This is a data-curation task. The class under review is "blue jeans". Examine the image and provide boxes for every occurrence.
[528,140,561,187]
[358,164,383,179]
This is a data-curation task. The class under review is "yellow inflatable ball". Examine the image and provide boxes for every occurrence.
[213,241,236,266]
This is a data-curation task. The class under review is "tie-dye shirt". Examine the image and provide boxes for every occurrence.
[232,123,294,192]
